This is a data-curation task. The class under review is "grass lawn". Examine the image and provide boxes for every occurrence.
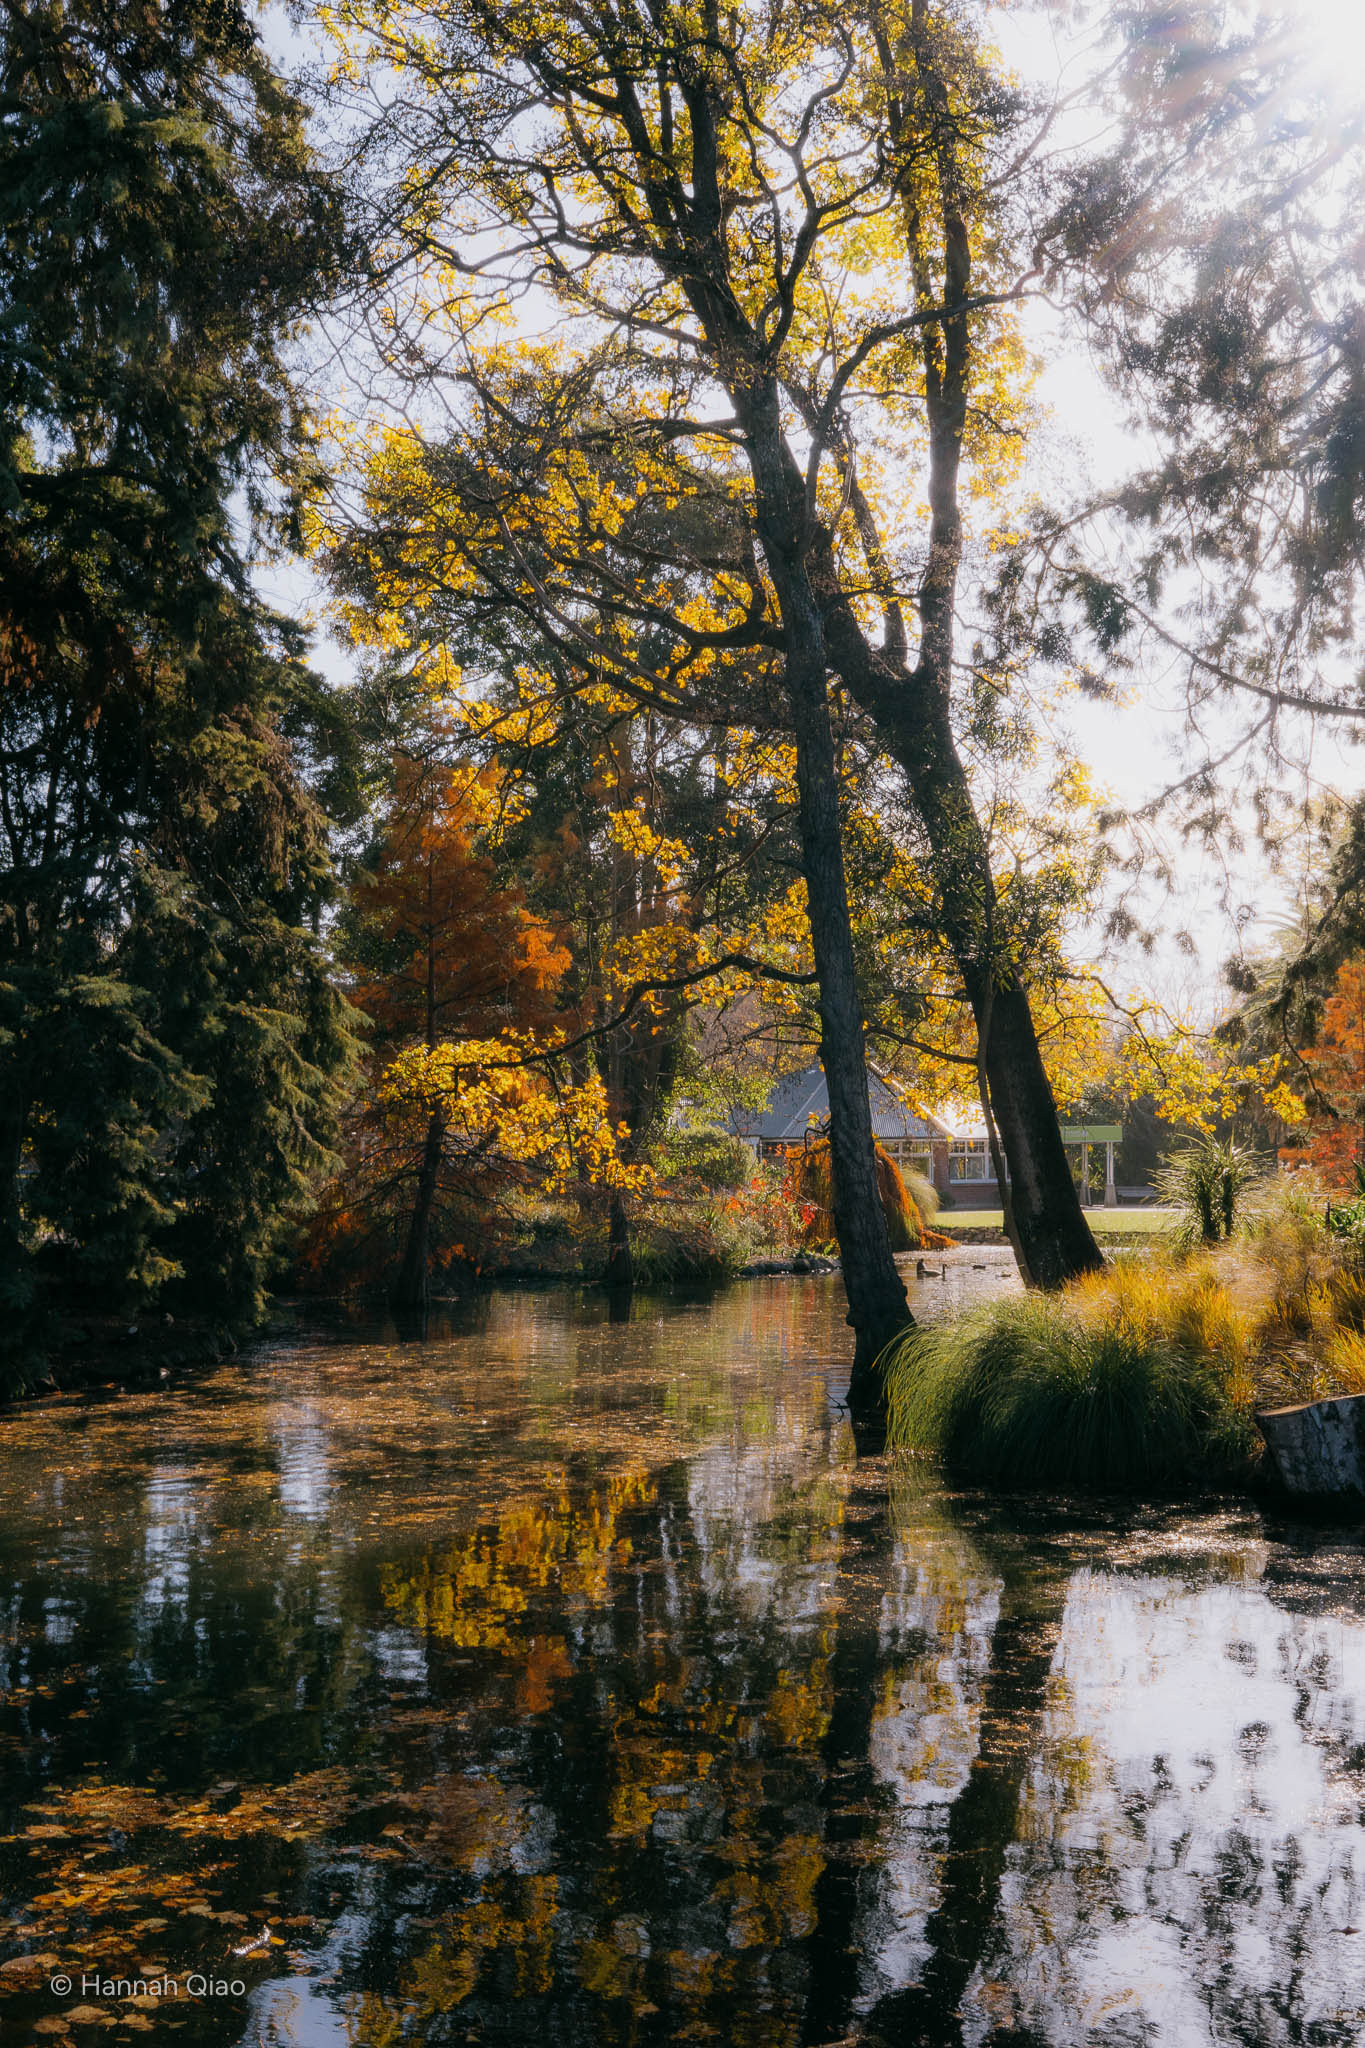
[936,1207,1180,1236]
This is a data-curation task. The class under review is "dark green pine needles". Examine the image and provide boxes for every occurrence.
[0,0,359,1375]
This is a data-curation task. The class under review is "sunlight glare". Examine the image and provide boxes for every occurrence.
[1270,0,1365,111]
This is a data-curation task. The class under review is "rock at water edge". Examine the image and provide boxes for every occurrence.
[1257,1393,1365,1497]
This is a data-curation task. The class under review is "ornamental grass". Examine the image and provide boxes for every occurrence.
[883,1178,1365,1490]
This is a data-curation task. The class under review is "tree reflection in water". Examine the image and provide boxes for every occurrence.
[0,1280,1364,2044]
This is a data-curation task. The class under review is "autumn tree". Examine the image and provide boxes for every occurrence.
[318,0,1128,1382]
[1287,959,1365,1191]
[337,749,570,1307]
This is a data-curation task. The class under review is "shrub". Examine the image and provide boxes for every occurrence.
[654,1127,759,1192]
[1325,1163,1365,1252]
[1154,1135,1268,1245]
[883,1258,1262,1488]
[623,1168,802,1282]
[784,1138,943,1251]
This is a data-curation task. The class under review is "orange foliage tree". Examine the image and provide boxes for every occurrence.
[1301,957,1365,1191]
[313,753,571,1307]
[347,755,568,1055]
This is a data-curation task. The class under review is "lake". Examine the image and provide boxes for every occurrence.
[4,1263,1365,2046]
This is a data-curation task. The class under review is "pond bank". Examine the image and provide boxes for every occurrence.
[885,1188,1365,1494]
[2,1312,238,1403]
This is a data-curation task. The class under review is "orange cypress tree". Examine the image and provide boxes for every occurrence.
[1303,957,1365,1191]
[330,755,570,1306]
[348,755,568,1053]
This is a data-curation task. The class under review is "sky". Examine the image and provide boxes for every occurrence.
[991,0,1365,1012]
[259,0,1365,1025]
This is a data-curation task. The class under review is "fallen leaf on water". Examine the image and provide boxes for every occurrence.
[230,1928,273,1957]
[0,1956,43,1987]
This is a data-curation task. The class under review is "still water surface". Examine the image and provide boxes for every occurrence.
[4,1268,1365,2046]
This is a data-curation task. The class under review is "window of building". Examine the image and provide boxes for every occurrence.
[948,1140,991,1182]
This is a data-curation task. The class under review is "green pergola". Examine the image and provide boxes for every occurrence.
[1059,1125,1123,1207]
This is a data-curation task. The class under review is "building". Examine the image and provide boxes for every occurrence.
[730,1064,1125,1207]
[730,1065,955,1183]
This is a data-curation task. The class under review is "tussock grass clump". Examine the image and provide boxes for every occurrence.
[886,1176,1365,1490]
[884,1260,1260,1488]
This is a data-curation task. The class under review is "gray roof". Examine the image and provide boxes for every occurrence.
[730,1065,950,1144]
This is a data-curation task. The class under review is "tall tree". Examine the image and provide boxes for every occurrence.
[321,0,1116,1374]
[0,0,356,1357]
[341,750,570,1307]
[323,437,894,1321]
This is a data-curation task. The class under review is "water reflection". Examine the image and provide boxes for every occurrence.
[960,1550,1365,2047]
[0,1274,1362,2045]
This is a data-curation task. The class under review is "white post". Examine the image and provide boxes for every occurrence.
[1081,1139,1090,1207]
[1105,1139,1117,1207]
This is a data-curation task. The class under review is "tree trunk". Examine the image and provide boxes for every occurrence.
[816,578,1103,1291]
[821,20,1101,1294]
[603,1187,633,1290]
[0,1083,29,1304]
[391,1109,443,1312]
[795,737,912,1385]
[772,566,911,1382]
[722,376,911,1385]
[976,982,1101,1289]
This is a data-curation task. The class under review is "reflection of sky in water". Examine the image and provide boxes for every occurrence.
[369,1625,428,1687]
[272,1402,332,1521]
[247,1909,370,2048]
[860,1529,1003,2001]
[962,1565,1365,2046]
[686,1421,839,1629]
[139,1464,200,1616]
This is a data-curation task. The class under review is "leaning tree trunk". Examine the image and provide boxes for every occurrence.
[813,16,1101,1294]
[391,1109,444,1313]
[788,665,911,1382]
[974,981,1101,1288]
[889,684,1102,1290]
[746,396,911,1384]
[815,567,1103,1292]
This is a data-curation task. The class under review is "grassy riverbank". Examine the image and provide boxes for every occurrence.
[883,1182,1365,1489]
